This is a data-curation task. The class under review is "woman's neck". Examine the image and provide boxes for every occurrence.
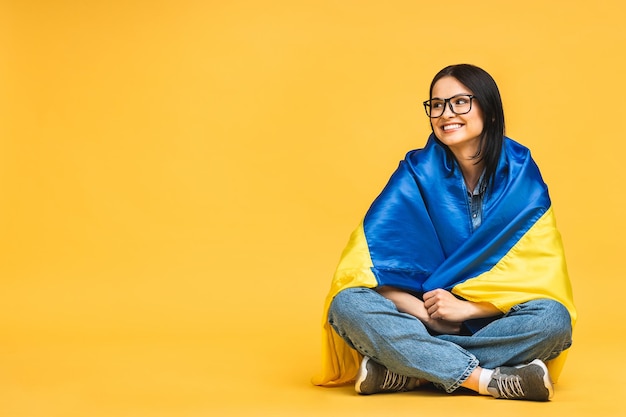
[457,158,484,191]
[448,144,484,191]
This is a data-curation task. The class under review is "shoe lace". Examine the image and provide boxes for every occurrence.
[381,370,409,391]
[494,374,525,399]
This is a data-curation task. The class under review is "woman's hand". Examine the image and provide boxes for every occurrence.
[423,288,502,322]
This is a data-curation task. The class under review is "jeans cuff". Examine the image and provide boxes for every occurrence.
[445,356,479,393]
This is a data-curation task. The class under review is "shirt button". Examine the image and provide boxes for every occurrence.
[473,214,477,218]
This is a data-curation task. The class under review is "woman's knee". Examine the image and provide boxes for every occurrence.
[327,287,380,349]
[520,299,572,342]
[329,287,376,322]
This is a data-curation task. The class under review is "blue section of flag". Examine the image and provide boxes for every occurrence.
[363,134,551,293]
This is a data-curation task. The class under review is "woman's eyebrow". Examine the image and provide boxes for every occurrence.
[430,93,471,100]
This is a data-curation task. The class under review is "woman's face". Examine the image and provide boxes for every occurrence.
[430,76,484,158]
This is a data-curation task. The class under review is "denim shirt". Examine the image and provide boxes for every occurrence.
[468,170,486,231]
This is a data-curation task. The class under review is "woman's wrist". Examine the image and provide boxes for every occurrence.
[464,300,502,320]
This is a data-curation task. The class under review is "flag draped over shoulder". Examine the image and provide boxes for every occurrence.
[313,135,576,386]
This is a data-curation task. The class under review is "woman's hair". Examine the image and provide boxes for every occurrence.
[429,64,505,190]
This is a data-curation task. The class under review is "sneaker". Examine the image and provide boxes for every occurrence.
[355,356,419,395]
[487,359,554,401]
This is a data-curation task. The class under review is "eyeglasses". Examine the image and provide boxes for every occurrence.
[423,94,476,118]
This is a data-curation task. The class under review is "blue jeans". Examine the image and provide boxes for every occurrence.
[328,287,572,393]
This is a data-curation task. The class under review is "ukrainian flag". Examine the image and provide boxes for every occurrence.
[313,135,576,386]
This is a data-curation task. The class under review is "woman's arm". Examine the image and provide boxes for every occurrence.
[375,286,463,334]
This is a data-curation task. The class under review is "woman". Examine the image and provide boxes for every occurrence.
[313,64,576,402]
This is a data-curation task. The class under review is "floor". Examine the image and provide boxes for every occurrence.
[0,292,623,417]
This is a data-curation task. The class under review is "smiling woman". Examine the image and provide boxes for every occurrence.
[314,64,576,402]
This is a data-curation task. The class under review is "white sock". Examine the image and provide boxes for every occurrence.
[478,368,494,395]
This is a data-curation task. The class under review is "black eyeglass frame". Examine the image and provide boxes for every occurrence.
[423,94,476,118]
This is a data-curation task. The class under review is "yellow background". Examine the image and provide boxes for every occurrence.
[1,1,624,416]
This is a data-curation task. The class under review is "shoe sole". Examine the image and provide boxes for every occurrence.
[354,356,371,394]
